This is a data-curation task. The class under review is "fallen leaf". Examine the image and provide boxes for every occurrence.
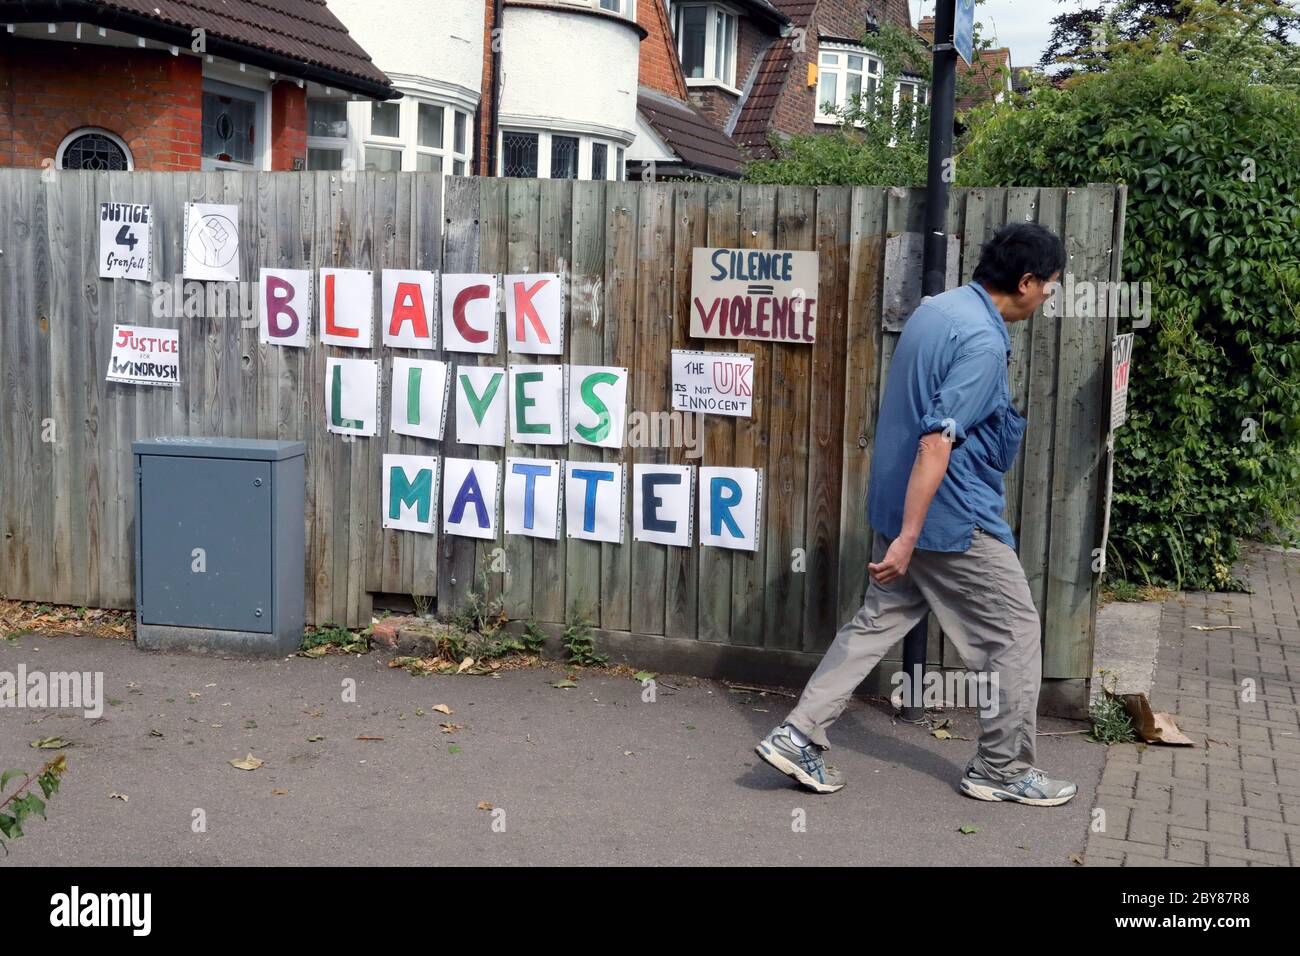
[1068,853,1084,865]
[301,646,328,658]
[457,657,475,674]
[149,728,164,737]
[633,671,656,683]
[624,750,634,756]
[551,679,578,689]
[432,704,453,715]
[355,735,384,741]
[30,736,69,749]
[229,754,263,771]
[932,729,953,740]
[188,692,201,700]
[958,824,979,835]
[415,708,425,716]
[272,788,288,796]
[243,719,258,730]
[477,801,493,811]
[109,792,129,802]
[448,744,462,754]
[439,723,461,733]
[307,735,325,742]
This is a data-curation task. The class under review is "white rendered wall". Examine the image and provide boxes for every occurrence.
[328,0,484,102]
[498,6,640,145]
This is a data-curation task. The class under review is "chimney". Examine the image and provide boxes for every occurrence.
[917,15,935,44]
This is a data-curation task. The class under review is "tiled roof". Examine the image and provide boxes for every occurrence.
[955,47,1011,112]
[732,0,913,155]
[638,89,745,177]
[1,0,393,96]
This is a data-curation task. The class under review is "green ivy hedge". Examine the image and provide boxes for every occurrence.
[961,52,1300,589]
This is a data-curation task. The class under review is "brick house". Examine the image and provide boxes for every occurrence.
[917,15,1014,114]
[0,0,393,173]
[628,0,926,176]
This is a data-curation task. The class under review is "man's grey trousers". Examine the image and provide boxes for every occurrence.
[783,528,1042,782]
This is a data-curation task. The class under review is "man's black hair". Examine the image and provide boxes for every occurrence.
[971,223,1067,294]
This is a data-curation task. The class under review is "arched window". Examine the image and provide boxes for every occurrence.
[56,128,133,171]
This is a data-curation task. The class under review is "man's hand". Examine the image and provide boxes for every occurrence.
[868,536,916,584]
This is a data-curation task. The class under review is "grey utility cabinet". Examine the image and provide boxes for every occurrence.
[133,437,305,656]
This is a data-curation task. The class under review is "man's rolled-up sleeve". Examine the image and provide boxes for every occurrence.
[918,347,1006,446]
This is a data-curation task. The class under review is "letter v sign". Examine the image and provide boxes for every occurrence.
[460,370,504,424]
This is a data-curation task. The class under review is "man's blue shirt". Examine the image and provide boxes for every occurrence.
[866,282,1026,553]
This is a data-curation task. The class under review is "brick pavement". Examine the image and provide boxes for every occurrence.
[1085,544,1300,866]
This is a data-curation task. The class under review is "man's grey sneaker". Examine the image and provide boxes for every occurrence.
[755,725,845,794]
[959,767,1077,806]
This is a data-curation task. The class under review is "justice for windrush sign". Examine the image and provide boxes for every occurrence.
[689,247,818,344]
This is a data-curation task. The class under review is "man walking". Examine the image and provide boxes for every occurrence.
[756,223,1077,806]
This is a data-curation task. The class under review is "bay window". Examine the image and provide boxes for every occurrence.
[500,129,625,180]
[816,46,882,124]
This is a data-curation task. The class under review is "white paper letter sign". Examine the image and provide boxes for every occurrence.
[106,324,179,387]
[690,247,818,343]
[260,268,311,347]
[505,273,563,355]
[99,202,151,281]
[382,269,437,349]
[510,364,566,446]
[442,273,498,353]
[391,358,449,440]
[383,454,440,534]
[671,350,753,417]
[325,357,379,436]
[633,464,694,547]
[565,462,625,543]
[569,365,627,449]
[504,457,562,540]
[455,365,507,446]
[319,268,374,348]
[699,466,761,551]
[183,203,240,281]
[442,457,500,540]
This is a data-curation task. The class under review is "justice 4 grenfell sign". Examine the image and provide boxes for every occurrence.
[690,247,818,344]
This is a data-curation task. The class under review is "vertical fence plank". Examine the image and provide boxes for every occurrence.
[565,179,607,626]
[629,182,673,637]
[664,183,706,641]
[803,186,852,650]
[835,187,887,630]
[762,185,816,649]
[729,184,776,647]
[696,182,739,644]
[1044,185,1116,679]
[600,181,638,634]
[439,175,483,618]
[409,172,443,602]
[531,179,572,624]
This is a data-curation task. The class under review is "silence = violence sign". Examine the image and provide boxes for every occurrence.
[690,247,819,344]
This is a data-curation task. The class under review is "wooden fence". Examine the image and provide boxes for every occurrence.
[0,171,1125,706]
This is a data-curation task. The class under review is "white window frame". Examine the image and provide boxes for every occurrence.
[671,2,740,93]
[306,97,351,171]
[815,44,883,125]
[200,76,271,171]
[55,127,134,170]
[357,96,473,175]
[498,128,626,181]
[892,79,929,132]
